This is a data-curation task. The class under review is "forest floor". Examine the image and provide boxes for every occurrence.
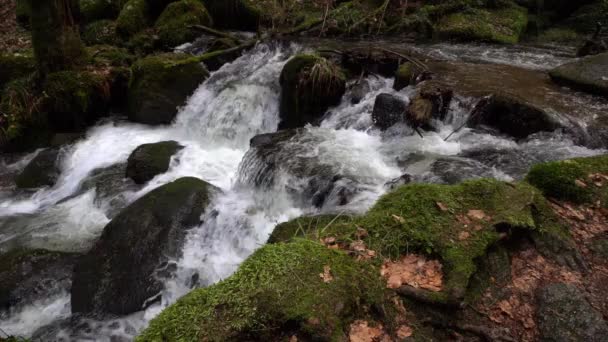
[0,0,31,53]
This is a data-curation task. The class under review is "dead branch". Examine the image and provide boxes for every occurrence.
[396,285,463,308]
[189,25,243,43]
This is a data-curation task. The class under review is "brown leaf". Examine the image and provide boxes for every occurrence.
[356,226,368,239]
[349,320,385,342]
[436,201,449,212]
[289,335,298,342]
[320,265,333,283]
[458,231,470,240]
[381,254,443,292]
[397,325,413,338]
[392,214,406,224]
[575,179,588,188]
[467,209,490,221]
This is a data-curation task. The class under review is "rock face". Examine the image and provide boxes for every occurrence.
[406,81,453,129]
[126,141,184,184]
[71,177,217,315]
[537,283,608,342]
[550,53,608,98]
[279,55,346,129]
[0,249,77,312]
[128,53,209,125]
[15,148,60,189]
[372,93,407,130]
[467,94,563,139]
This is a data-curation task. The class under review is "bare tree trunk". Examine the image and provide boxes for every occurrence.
[27,0,85,76]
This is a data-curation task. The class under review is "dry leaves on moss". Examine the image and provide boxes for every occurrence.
[348,320,390,342]
[319,265,333,283]
[381,254,443,291]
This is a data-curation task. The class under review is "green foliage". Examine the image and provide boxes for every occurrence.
[435,4,529,44]
[154,0,213,48]
[79,0,121,23]
[526,155,608,204]
[82,20,121,46]
[116,0,151,38]
[137,239,386,341]
[0,52,35,92]
[535,28,581,43]
[87,45,135,67]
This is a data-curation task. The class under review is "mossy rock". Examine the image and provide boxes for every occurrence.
[526,155,608,204]
[137,239,386,341]
[43,70,112,131]
[562,1,608,34]
[269,178,567,302]
[87,45,135,67]
[116,0,151,38]
[82,20,121,45]
[534,28,581,44]
[279,54,346,129]
[549,53,608,98]
[154,0,213,48]
[0,52,35,92]
[200,0,261,30]
[435,5,528,44]
[72,177,218,315]
[268,214,356,244]
[126,140,184,184]
[128,53,209,125]
[14,148,61,189]
[126,29,161,56]
[393,62,422,91]
[80,0,124,23]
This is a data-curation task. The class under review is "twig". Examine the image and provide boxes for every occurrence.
[189,25,243,43]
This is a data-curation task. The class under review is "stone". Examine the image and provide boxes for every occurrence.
[550,53,608,98]
[371,93,406,130]
[126,141,184,184]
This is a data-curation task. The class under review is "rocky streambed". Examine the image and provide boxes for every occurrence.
[1,40,607,341]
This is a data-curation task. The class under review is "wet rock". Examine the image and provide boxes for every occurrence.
[201,0,260,31]
[71,177,218,315]
[537,283,608,342]
[15,148,61,189]
[467,94,563,139]
[349,80,372,105]
[79,163,140,218]
[550,53,608,98]
[279,55,346,129]
[426,157,495,184]
[201,37,240,71]
[128,53,209,125]
[393,62,423,91]
[0,249,77,312]
[371,93,406,130]
[406,81,453,129]
[384,174,413,190]
[577,39,608,58]
[460,148,536,180]
[126,141,184,184]
[341,49,400,77]
[154,0,213,48]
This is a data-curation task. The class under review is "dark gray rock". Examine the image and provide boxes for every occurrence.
[384,174,413,190]
[372,93,406,130]
[15,148,61,189]
[79,163,140,218]
[537,283,608,342]
[550,53,608,98]
[126,141,184,184]
[71,177,218,315]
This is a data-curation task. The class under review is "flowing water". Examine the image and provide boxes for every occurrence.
[0,41,605,341]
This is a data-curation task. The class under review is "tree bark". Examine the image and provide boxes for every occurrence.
[27,0,85,76]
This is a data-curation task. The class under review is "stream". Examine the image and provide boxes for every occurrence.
[0,41,606,341]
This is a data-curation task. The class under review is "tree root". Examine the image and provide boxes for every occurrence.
[423,318,517,342]
[395,285,463,308]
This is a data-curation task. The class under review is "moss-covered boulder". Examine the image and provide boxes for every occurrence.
[200,0,260,30]
[406,81,453,129]
[138,239,385,341]
[0,249,77,312]
[435,5,528,44]
[393,62,423,91]
[126,29,161,56]
[526,154,608,204]
[126,140,184,184]
[0,52,35,92]
[537,283,608,342]
[200,37,240,71]
[549,53,608,98]
[562,1,608,34]
[116,0,151,38]
[279,55,346,129]
[128,53,209,125]
[80,0,125,23]
[154,0,213,48]
[43,70,112,131]
[269,178,567,302]
[82,20,121,45]
[15,148,61,189]
[71,177,218,315]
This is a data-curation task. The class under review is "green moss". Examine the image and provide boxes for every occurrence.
[201,0,262,30]
[563,0,608,34]
[87,45,135,67]
[0,52,35,92]
[82,20,121,46]
[526,155,608,204]
[138,239,386,341]
[436,4,528,44]
[535,28,581,43]
[154,0,213,48]
[116,0,151,38]
[268,214,356,244]
[80,0,119,23]
[394,62,421,91]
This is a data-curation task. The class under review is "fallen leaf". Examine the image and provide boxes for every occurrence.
[436,201,449,212]
[320,265,333,283]
[458,231,470,240]
[392,214,406,224]
[350,240,366,252]
[289,335,298,342]
[467,209,490,221]
[356,227,368,239]
[381,254,443,291]
[397,325,413,338]
[575,179,588,188]
[349,320,385,342]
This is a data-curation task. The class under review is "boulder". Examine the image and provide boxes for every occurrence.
[467,94,563,139]
[200,0,260,31]
[71,177,218,315]
[384,173,413,190]
[82,20,121,46]
[577,38,608,58]
[0,249,77,312]
[15,148,61,189]
[126,141,184,184]
[79,163,140,218]
[405,81,453,129]
[537,283,608,342]
[279,55,346,129]
[128,53,209,125]
[371,93,406,130]
[154,0,213,48]
[79,0,123,24]
[393,62,423,91]
[435,5,528,44]
[116,0,151,38]
[550,53,608,98]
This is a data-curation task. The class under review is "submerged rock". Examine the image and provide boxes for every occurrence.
[0,249,77,312]
[550,53,608,98]
[406,81,453,129]
[71,177,218,315]
[279,55,346,129]
[537,283,608,342]
[126,141,184,184]
[15,148,61,189]
[371,93,406,130]
[128,53,209,125]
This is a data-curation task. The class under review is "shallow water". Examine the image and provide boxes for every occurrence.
[0,41,605,341]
